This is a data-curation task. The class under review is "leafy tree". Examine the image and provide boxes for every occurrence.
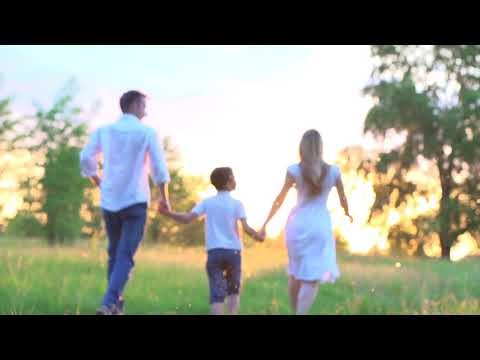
[28,80,90,244]
[363,45,480,260]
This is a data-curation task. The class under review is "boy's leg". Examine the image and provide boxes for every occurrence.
[225,250,241,315]
[288,276,301,313]
[296,280,319,315]
[225,295,240,315]
[206,250,227,315]
[102,203,147,309]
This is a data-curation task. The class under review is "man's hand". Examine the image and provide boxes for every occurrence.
[90,175,101,187]
[347,214,354,223]
[158,200,171,214]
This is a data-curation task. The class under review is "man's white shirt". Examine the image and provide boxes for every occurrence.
[80,114,170,212]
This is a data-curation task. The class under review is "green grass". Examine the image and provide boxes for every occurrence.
[1,239,480,315]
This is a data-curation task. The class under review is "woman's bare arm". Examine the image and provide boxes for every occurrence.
[336,177,353,222]
[261,172,295,231]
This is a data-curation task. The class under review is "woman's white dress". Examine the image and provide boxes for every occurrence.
[285,163,341,283]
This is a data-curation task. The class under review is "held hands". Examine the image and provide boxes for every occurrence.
[256,226,267,242]
[158,200,171,215]
[254,230,265,242]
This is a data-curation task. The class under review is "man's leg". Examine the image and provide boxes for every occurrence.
[97,209,122,314]
[102,203,147,309]
[211,303,224,315]
[103,209,122,284]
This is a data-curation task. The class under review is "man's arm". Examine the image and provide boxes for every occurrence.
[148,129,171,210]
[80,129,102,186]
[157,182,170,211]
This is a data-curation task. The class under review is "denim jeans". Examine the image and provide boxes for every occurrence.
[101,202,147,307]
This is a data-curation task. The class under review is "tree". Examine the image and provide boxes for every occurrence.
[28,81,90,244]
[0,95,19,230]
[363,45,480,260]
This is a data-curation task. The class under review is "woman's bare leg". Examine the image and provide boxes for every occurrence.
[288,276,301,313]
[296,281,319,315]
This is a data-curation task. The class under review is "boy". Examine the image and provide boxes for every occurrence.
[159,167,264,315]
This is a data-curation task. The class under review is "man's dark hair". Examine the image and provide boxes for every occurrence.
[210,167,234,191]
[119,90,146,113]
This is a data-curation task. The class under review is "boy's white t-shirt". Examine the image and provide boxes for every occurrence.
[191,191,246,251]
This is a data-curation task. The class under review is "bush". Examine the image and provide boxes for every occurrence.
[5,211,45,238]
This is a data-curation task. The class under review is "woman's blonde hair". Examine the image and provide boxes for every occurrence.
[299,129,329,196]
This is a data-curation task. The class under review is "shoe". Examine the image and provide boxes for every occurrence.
[113,299,124,315]
[96,304,116,315]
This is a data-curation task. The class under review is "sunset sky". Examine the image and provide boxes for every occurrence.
[1,45,377,237]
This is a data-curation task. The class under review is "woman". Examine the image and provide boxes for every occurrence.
[260,129,353,315]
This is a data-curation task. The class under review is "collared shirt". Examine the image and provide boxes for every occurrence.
[192,191,247,251]
[80,114,170,212]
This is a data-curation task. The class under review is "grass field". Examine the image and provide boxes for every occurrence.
[1,237,480,315]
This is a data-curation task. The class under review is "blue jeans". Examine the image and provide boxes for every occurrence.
[101,202,147,307]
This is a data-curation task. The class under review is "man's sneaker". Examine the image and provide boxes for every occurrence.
[113,299,125,315]
[96,304,116,315]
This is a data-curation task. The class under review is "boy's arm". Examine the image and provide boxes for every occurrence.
[240,218,264,242]
[160,209,199,224]
[161,200,205,224]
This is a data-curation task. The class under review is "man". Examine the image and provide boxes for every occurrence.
[80,90,170,315]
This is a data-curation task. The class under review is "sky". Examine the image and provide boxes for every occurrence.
[0,45,376,234]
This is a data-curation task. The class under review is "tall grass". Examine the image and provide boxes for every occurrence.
[1,238,479,315]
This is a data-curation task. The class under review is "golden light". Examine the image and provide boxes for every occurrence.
[451,233,480,262]
[1,195,23,219]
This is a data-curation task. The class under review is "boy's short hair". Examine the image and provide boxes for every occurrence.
[210,167,233,191]
[119,90,147,113]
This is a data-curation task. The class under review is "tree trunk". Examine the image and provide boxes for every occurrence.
[440,244,451,260]
[438,176,453,261]
[439,232,452,260]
